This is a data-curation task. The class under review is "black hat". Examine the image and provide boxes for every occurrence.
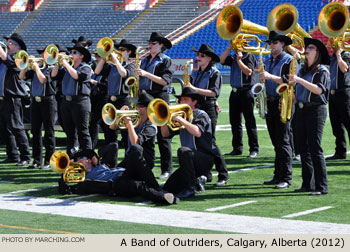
[148,32,172,49]
[192,44,220,62]
[36,47,46,55]
[3,33,26,51]
[72,36,93,47]
[67,44,91,63]
[114,39,137,58]
[55,44,68,54]
[267,30,292,46]
[137,91,154,107]
[304,37,330,65]
[72,149,99,160]
[175,87,205,105]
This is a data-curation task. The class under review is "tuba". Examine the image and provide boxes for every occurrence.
[50,151,86,183]
[276,54,297,123]
[15,50,46,70]
[251,49,267,119]
[0,41,7,54]
[101,103,140,129]
[267,3,311,52]
[147,98,193,131]
[125,47,144,109]
[183,60,193,87]
[96,37,123,65]
[216,5,270,55]
[318,2,350,50]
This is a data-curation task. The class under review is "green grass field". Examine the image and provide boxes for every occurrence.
[0,83,349,234]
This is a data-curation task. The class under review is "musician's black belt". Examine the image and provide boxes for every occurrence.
[330,86,350,95]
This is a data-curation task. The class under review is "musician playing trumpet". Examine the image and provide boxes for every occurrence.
[289,38,330,196]
[19,46,57,169]
[220,40,259,159]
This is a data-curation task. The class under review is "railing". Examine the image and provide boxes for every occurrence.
[167,0,236,45]
[113,0,158,11]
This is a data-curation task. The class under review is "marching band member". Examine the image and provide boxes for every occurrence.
[258,30,294,189]
[220,40,259,158]
[0,33,31,165]
[51,44,92,156]
[71,36,93,49]
[19,46,57,169]
[290,38,330,195]
[189,44,229,186]
[94,39,136,149]
[326,38,350,160]
[136,32,175,179]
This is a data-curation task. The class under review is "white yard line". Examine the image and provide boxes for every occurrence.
[283,206,334,218]
[206,200,257,212]
[1,194,349,234]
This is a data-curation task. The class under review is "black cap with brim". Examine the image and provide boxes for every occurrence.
[192,44,220,62]
[174,87,205,106]
[267,30,292,46]
[148,32,172,49]
[114,39,137,58]
[67,44,91,63]
[136,91,154,107]
[304,37,330,65]
[3,33,26,51]
[72,36,93,47]
[72,149,99,160]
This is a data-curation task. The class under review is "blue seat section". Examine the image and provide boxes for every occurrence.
[21,8,141,55]
[167,0,327,59]
[0,12,29,38]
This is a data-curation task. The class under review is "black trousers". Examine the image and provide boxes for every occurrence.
[146,91,173,173]
[229,88,259,153]
[328,89,350,156]
[0,97,30,161]
[89,93,109,148]
[266,100,293,184]
[296,105,328,193]
[30,96,57,164]
[163,147,213,194]
[202,102,229,181]
[61,96,92,154]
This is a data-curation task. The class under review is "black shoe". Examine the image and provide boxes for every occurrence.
[225,150,242,156]
[325,154,346,160]
[16,160,30,166]
[294,187,311,193]
[263,178,279,185]
[175,189,195,199]
[195,175,207,193]
[310,191,328,196]
[248,151,259,158]
[0,158,20,164]
[215,179,228,186]
[28,162,41,169]
[275,182,290,189]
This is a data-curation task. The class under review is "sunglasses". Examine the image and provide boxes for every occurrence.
[118,48,128,52]
[71,51,81,55]
[196,52,207,58]
[268,40,279,45]
[149,42,159,45]
[307,46,317,50]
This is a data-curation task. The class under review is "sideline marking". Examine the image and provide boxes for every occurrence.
[216,124,267,131]
[0,223,77,234]
[283,206,334,218]
[1,194,349,234]
[206,200,257,212]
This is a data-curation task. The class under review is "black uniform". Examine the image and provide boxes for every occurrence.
[139,52,174,174]
[222,52,259,154]
[328,52,350,158]
[191,65,229,182]
[295,65,330,193]
[53,63,92,154]
[24,66,57,166]
[0,53,30,163]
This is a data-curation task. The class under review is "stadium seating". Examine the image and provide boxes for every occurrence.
[0,11,29,38]
[166,0,329,59]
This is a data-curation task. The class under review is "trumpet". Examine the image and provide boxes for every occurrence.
[216,5,270,55]
[57,54,74,66]
[96,37,123,65]
[0,41,7,54]
[101,103,140,129]
[147,98,193,131]
[50,151,85,183]
[15,50,46,70]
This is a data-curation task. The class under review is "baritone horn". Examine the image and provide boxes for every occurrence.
[147,98,193,131]
[267,3,311,52]
[216,5,271,55]
[43,44,58,65]
[50,151,86,183]
[96,37,123,64]
[101,103,140,129]
[318,2,350,50]
[15,50,46,70]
